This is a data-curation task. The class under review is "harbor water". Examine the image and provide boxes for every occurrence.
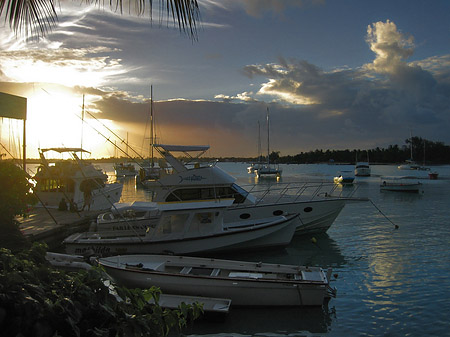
[63,162,450,336]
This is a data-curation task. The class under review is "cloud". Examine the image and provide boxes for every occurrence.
[239,20,450,148]
[238,0,324,17]
[365,20,415,74]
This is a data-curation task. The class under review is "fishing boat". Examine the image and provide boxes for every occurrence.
[115,143,363,236]
[32,148,123,211]
[254,108,282,179]
[64,198,298,256]
[334,171,355,184]
[98,254,335,306]
[380,176,422,193]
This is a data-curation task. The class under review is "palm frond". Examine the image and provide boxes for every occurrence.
[1,0,58,38]
[0,0,200,40]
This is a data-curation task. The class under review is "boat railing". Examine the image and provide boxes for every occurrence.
[238,181,359,206]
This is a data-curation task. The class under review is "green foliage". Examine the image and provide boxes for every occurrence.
[0,243,203,336]
[0,161,35,223]
[0,161,37,251]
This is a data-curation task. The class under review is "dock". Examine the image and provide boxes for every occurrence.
[18,207,101,250]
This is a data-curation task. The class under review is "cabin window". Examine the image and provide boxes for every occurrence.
[304,207,313,213]
[231,184,249,204]
[38,178,69,192]
[273,210,283,216]
[155,213,189,237]
[165,185,247,204]
[186,212,215,235]
[240,213,251,219]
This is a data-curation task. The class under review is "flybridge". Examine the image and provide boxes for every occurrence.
[153,144,210,173]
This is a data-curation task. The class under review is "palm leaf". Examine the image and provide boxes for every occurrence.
[0,0,199,39]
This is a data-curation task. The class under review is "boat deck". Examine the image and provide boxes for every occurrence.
[17,207,100,249]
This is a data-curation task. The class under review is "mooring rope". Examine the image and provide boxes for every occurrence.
[369,199,399,229]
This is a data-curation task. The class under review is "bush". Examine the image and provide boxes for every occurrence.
[0,243,203,336]
[0,161,36,251]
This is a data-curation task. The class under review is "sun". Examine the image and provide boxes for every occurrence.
[26,89,114,159]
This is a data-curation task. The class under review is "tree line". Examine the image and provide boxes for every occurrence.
[215,137,450,164]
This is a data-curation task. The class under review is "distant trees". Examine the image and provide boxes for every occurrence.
[260,138,450,164]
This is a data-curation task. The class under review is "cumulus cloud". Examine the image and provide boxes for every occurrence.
[365,20,415,74]
[240,20,450,148]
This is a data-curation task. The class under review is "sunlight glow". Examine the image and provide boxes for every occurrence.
[25,90,113,158]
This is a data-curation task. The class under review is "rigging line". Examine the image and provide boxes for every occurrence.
[73,113,146,167]
[369,199,399,229]
[0,142,16,160]
[68,152,144,242]
[80,107,145,162]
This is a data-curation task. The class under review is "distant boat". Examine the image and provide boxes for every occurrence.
[398,131,426,170]
[355,152,371,176]
[114,162,137,177]
[334,170,355,184]
[98,254,336,306]
[247,121,264,174]
[380,176,422,193]
[428,172,439,180]
[254,107,282,179]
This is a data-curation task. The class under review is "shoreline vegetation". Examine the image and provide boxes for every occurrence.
[12,137,450,165]
[0,161,202,336]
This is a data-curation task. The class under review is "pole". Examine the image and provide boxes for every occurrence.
[150,85,154,168]
[81,95,85,160]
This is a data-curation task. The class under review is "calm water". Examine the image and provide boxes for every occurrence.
[101,163,450,336]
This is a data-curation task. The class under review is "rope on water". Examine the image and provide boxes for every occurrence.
[369,199,399,229]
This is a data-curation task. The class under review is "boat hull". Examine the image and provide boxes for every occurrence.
[225,198,347,235]
[380,184,421,193]
[99,255,330,306]
[64,214,297,256]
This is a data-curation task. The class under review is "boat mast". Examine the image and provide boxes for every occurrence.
[409,129,413,161]
[150,85,154,168]
[257,121,261,164]
[266,107,270,166]
[81,95,85,160]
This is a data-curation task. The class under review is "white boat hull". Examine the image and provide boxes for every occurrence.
[380,184,421,193]
[64,214,297,256]
[225,198,346,235]
[99,255,331,306]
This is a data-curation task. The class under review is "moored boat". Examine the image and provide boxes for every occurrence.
[334,171,355,184]
[32,148,123,211]
[128,144,363,236]
[354,162,371,177]
[114,162,137,177]
[380,176,422,193]
[98,254,335,306]
[64,199,298,256]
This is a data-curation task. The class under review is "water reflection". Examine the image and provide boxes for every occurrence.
[186,305,335,336]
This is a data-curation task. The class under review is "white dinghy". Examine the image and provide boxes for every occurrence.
[98,254,336,307]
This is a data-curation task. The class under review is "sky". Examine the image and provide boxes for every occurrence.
[1,0,450,159]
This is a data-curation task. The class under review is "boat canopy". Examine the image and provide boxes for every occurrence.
[154,144,210,152]
[40,147,91,154]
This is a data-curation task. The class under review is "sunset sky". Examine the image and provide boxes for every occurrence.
[1,0,449,159]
